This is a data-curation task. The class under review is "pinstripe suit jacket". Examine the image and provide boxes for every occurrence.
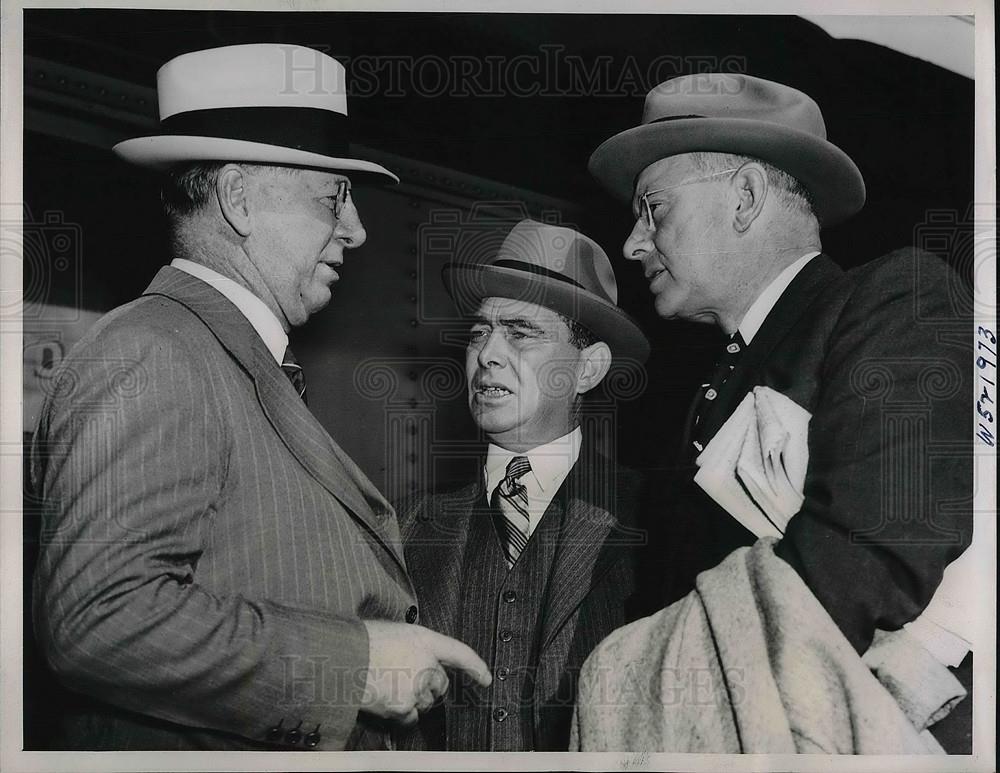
[31,266,416,750]
[396,451,645,750]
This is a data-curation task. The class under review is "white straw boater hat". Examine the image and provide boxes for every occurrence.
[442,219,650,363]
[114,43,398,184]
[589,73,865,226]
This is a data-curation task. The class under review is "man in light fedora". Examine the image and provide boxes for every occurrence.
[577,73,972,750]
[395,219,650,751]
[30,43,489,751]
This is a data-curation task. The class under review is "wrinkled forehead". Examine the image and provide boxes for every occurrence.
[474,296,570,330]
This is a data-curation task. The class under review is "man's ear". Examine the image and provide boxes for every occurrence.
[576,341,612,395]
[732,162,768,233]
[216,165,252,237]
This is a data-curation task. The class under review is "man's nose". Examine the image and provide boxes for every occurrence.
[335,199,367,249]
[478,329,508,368]
[623,217,651,262]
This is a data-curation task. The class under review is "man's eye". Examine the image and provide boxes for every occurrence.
[468,328,488,342]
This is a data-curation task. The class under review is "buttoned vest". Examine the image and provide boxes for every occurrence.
[446,495,565,751]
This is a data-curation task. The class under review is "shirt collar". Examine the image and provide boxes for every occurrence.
[171,258,288,364]
[484,426,583,501]
[738,251,820,345]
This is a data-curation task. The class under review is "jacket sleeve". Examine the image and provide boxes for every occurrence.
[31,320,369,749]
[775,249,973,653]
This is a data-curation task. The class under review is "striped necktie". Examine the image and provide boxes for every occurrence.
[281,346,307,404]
[490,456,532,567]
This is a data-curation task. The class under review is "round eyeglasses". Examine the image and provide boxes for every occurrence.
[637,168,740,231]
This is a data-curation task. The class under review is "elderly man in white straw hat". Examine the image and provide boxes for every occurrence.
[571,73,973,752]
[395,219,650,751]
[30,43,490,751]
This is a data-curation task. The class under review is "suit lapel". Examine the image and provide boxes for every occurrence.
[141,267,406,571]
[538,457,637,650]
[403,484,480,639]
[699,255,844,441]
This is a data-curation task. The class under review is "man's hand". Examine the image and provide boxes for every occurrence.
[361,621,492,726]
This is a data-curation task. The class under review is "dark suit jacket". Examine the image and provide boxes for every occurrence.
[396,449,645,750]
[656,249,973,654]
[31,266,416,750]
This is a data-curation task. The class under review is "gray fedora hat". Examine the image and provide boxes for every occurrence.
[589,73,865,226]
[442,219,650,363]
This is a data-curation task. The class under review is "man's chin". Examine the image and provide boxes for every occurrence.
[470,407,517,437]
[301,289,333,319]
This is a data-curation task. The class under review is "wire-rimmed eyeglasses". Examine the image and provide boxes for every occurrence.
[637,168,740,230]
[332,180,352,219]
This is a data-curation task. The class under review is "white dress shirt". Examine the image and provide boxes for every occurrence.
[738,251,820,344]
[171,258,288,365]
[483,427,583,538]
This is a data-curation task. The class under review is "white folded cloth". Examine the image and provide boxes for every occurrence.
[694,386,809,537]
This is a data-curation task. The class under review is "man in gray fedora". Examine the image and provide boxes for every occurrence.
[577,72,973,751]
[30,43,489,751]
[396,219,650,751]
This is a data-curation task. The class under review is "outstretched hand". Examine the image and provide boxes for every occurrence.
[361,621,491,726]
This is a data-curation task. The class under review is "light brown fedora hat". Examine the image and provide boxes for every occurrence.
[589,73,865,226]
[442,219,650,364]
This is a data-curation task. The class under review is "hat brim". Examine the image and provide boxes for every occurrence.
[113,135,399,184]
[588,118,865,226]
[442,263,650,364]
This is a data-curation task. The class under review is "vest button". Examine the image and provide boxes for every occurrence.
[499,629,513,642]
[705,388,718,401]
[496,666,510,681]
[493,707,509,722]
[503,590,517,603]
[405,605,418,624]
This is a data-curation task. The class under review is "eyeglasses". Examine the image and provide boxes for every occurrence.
[331,180,352,219]
[638,168,740,230]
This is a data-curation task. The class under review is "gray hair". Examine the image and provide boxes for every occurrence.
[688,151,817,220]
[160,162,301,220]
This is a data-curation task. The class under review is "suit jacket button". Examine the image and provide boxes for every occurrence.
[266,720,284,742]
[304,730,321,748]
[503,590,517,603]
[496,666,509,681]
[285,726,302,745]
[405,605,418,623]
[493,707,508,722]
[499,629,512,642]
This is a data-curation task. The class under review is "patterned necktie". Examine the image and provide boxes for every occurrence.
[690,331,746,450]
[490,456,532,567]
[281,346,307,404]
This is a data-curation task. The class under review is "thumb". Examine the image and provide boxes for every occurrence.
[419,629,492,687]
